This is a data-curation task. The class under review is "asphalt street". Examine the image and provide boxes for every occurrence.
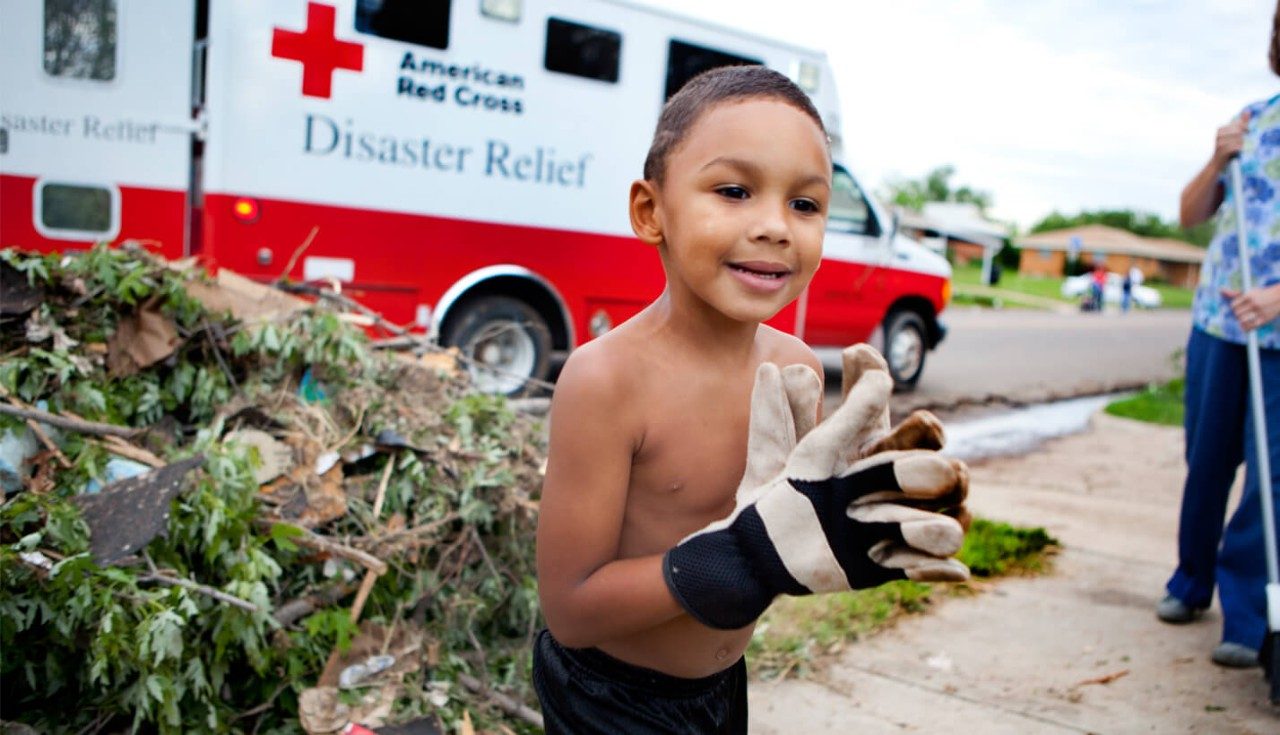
[819,307,1192,417]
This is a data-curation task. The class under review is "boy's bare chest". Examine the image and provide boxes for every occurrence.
[623,396,752,545]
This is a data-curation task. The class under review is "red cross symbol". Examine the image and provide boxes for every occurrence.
[271,2,364,99]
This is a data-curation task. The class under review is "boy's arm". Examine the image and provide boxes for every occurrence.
[536,350,684,648]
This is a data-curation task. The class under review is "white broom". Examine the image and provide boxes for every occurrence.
[1228,157,1280,702]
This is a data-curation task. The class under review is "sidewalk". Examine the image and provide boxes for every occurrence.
[749,412,1279,734]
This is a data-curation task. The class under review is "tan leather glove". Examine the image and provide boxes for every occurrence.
[839,344,970,529]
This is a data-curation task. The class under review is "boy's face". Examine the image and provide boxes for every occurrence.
[644,98,831,325]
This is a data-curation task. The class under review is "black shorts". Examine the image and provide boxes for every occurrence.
[532,629,747,734]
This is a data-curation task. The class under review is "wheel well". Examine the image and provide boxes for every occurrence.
[439,276,570,351]
[885,297,941,348]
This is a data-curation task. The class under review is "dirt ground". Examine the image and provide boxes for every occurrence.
[749,412,1280,734]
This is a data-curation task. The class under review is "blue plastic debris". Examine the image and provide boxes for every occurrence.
[83,458,151,495]
[0,427,39,494]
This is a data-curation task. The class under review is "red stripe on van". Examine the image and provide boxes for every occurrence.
[0,174,186,260]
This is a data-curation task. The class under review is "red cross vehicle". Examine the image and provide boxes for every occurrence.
[1,0,952,393]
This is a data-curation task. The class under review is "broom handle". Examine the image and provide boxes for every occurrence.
[1229,158,1280,587]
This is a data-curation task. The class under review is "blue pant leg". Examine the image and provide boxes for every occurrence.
[1166,329,1247,608]
[1216,344,1280,649]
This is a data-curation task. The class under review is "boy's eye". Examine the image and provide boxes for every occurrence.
[716,186,749,200]
[791,198,822,214]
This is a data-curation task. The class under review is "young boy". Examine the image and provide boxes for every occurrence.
[534,65,964,732]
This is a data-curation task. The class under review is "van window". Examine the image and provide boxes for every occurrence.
[39,182,115,234]
[664,39,760,99]
[44,0,117,81]
[355,0,450,50]
[544,18,621,83]
[829,168,880,237]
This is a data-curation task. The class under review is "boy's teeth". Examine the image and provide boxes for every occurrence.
[732,264,783,278]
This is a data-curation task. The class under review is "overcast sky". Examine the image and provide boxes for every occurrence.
[639,0,1278,230]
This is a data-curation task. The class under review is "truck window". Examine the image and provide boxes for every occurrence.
[664,39,760,99]
[829,168,880,237]
[355,0,450,50]
[38,182,115,235]
[43,0,117,81]
[544,17,621,83]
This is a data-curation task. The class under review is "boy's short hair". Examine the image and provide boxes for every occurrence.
[642,65,828,184]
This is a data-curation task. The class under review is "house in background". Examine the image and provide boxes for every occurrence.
[894,202,1009,282]
[1016,224,1205,287]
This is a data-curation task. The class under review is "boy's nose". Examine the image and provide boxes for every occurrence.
[750,204,791,245]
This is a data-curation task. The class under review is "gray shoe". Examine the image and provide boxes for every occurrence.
[1156,595,1203,624]
[1211,642,1259,668]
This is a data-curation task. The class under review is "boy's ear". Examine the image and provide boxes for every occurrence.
[629,179,663,246]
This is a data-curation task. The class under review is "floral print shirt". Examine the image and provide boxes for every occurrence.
[1193,92,1280,349]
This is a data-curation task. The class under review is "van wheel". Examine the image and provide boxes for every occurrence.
[442,296,551,396]
[883,310,927,392]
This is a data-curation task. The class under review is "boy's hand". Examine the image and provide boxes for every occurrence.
[663,354,969,630]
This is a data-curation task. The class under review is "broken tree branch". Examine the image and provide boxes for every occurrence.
[349,568,380,624]
[371,454,394,521]
[277,225,320,282]
[139,554,262,614]
[273,581,361,627]
[0,389,72,468]
[258,521,388,575]
[0,402,138,438]
[457,673,544,730]
[101,435,165,468]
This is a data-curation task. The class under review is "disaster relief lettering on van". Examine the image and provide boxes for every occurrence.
[2,113,159,144]
[301,114,590,186]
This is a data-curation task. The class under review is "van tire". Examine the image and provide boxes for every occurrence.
[883,310,927,392]
[442,295,551,396]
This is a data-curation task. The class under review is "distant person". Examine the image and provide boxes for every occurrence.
[1157,2,1280,670]
[532,66,967,731]
[1122,269,1133,313]
[1090,261,1107,312]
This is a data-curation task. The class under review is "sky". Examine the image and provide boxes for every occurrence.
[639,0,1278,231]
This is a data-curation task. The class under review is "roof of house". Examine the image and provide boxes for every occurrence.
[1015,224,1206,264]
[895,202,1008,250]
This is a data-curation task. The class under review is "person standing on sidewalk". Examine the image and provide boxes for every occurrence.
[1157,3,1280,669]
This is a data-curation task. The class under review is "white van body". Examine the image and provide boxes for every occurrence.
[1,0,951,391]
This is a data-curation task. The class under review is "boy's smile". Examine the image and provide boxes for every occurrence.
[633,97,832,327]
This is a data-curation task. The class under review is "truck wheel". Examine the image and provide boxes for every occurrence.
[442,295,551,396]
[883,310,927,392]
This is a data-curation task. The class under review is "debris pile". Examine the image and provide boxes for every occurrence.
[0,245,547,734]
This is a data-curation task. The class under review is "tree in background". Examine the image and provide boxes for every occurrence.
[1030,209,1213,247]
[882,165,993,214]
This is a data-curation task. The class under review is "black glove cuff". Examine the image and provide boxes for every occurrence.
[663,544,766,630]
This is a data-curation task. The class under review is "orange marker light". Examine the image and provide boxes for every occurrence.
[941,279,952,305]
[232,197,260,223]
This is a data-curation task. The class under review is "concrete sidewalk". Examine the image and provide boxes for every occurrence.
[749,412,1279,734]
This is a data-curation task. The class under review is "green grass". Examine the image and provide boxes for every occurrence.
[1145,283,1196,309]
[952,262,1065,301]
[748,518,1057,679]
[1104,378,1185,426]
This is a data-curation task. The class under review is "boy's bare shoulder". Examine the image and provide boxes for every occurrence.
[551,329,647,411]
[757,324,822,374]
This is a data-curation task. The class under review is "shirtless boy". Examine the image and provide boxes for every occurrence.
[534,66,964,733]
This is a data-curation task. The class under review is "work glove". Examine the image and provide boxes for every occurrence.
[663,350,969,630]
[839,344,971,530]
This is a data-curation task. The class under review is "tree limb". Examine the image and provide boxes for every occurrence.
[259,521,388,575]
[457,673,544,730]
[0,402,138,438]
